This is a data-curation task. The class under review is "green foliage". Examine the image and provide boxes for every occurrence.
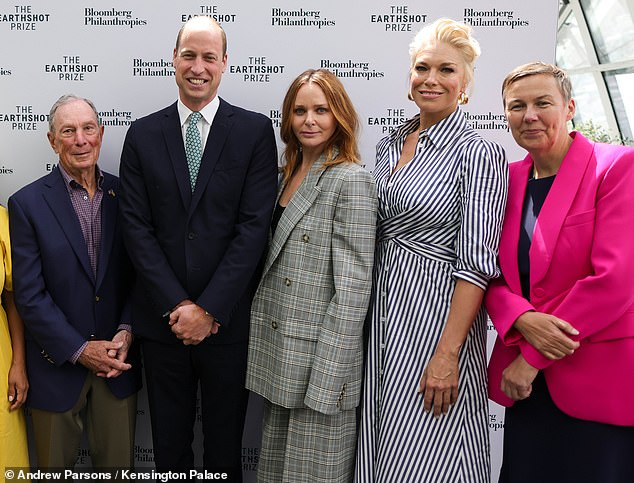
[573,119,632,145]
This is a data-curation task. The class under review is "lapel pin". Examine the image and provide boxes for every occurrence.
[108,189,116,197]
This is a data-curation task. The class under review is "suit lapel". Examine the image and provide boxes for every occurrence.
[42,168,93,281]
[530,133,593,285]
[499,158,531,295]
[162,103,192,209]
[189,99,232,214]
[262,160,325,276]
[96,175,116,290]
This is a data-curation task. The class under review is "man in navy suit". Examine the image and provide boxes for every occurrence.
[9,94,140,470]
[119,17,277,479]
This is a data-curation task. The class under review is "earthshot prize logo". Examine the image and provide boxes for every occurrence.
[368,108,410,135]
[1,105,47,131]
[181,5,237,24]
[369,5,427,32]
[45,55,98,82]
[229,56,285,83]
[0,5,50,30]
[242,447,259,472]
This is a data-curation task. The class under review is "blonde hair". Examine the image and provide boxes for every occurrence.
[280,69,360,183]
[409,18,481,92]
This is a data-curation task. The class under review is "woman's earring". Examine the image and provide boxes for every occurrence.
[458,91,469,105]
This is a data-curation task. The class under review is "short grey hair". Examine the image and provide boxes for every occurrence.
[502,62,573,107]
[48,94,101,132]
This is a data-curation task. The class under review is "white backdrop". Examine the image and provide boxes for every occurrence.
[0,1,557,480]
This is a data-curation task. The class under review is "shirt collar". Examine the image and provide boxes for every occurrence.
[389,106,467,150]
[58,163,104,190]
[177,96,220,127]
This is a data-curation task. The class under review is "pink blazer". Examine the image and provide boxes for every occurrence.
[485,132,634,426]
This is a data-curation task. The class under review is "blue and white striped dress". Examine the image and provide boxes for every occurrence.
[355,108,508,483]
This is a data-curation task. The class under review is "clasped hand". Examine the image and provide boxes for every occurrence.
[514,311,579,360]
[78,329,133,378]
[501,354,538,401]
[169,300,220,345]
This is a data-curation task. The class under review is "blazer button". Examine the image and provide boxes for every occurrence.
[95,295,100,302]
[533,288,545,298]
[188,232,196,240]
[285,278,291,286]
[302,234,310,242]
[271,321,278,329]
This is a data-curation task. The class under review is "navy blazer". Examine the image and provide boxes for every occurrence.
[119,99,278,345]
[9,167,141,412]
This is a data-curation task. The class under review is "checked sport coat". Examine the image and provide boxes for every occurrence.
[246,156,377,415]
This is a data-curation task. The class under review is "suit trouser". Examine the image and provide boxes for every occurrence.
[258,400,357,483]
[142,339,249,482]
[30,373,137,472]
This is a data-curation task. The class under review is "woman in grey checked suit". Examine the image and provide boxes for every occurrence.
[246,68,377,482]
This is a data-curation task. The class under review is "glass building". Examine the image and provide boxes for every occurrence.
[558,0,634,142]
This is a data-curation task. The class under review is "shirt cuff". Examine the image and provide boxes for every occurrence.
[71,341,88,364]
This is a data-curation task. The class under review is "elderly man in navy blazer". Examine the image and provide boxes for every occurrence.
[118,16,278,479]
[9,94,140,470]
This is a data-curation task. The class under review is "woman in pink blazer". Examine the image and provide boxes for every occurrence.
[486,62,634,482]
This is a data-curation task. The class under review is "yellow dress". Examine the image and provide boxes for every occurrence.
[0,205,30,477]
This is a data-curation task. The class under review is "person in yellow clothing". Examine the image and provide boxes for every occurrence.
[0,205,30,480]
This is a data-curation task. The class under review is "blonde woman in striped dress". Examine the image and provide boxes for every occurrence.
[355,18,508,482]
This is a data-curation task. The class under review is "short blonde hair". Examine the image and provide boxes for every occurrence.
[409,18,481,92]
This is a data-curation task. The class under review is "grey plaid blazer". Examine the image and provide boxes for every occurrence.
[246,157,377,415]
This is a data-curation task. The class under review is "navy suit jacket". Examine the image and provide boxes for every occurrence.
[119,99,278,345]
[9,167,141,412]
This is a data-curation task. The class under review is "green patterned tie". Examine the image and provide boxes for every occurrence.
[185,111,202,191]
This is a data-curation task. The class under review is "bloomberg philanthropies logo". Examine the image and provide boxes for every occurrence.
[84,7,147,28]
[463,8,529,28]
[132,58,174,77]
[98,109,133,128]
[271,8,335,28]
[464,111,509,131]
[320,59,384,81]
